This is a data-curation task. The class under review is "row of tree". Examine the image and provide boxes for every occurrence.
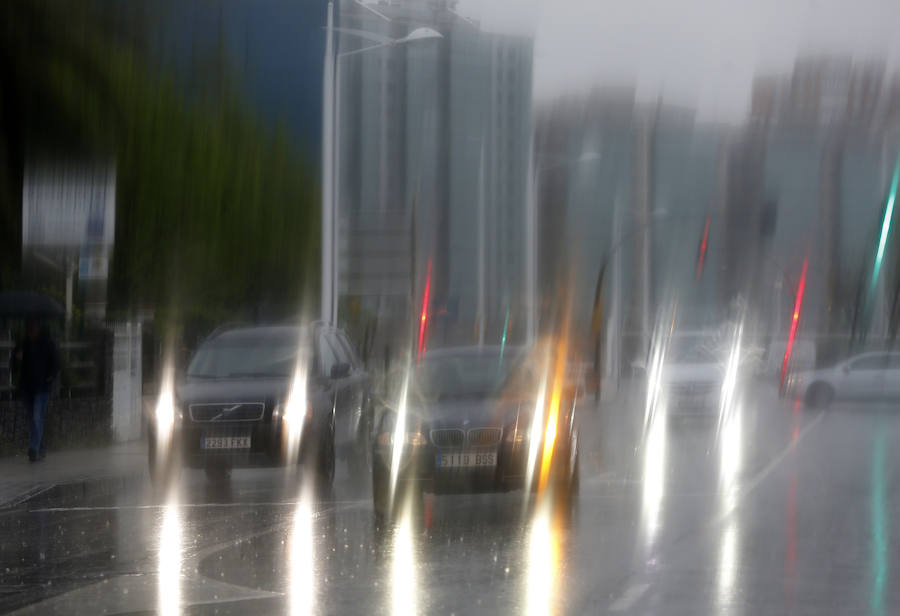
[1,0,319,330]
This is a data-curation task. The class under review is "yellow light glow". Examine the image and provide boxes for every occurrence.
[537,386,560,493]
[524,367,548,500]
[525,502,561,616]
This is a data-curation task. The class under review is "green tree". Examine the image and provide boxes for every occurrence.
[0,0,319,326]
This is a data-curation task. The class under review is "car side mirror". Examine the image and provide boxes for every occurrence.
[330,362,351,379]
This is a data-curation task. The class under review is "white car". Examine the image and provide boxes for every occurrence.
[661,345,723,415]
[788,352,900,408]
[634,332,763,417]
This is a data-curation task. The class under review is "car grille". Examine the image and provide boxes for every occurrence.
[429,427,502,447]
[669,383,716,396]
[467,427,502,446]
[430,429,465,447]
[189,402,265,422]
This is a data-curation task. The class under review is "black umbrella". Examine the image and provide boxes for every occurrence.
[0,291,64,317]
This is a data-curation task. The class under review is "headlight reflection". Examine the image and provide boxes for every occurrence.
[640,312,672,549]
[282,350,310,468]
[719,405,743,513]
[718,321,744,514]
[157,501,182,616]
[389,362,412,513]
[390,503,418,616]
[525,501,562,616]
[717,522,739,613]
[641,405,667,548]
[288,485,316,616]
[154,360,176,451]
[716,322,744,615]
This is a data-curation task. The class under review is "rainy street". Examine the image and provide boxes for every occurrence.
[1,381,896,616]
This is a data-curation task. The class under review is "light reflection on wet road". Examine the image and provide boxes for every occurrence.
[2,383,900,615]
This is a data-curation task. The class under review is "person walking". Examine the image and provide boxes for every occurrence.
[10,317,59,462]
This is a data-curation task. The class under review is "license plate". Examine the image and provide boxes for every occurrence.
[436,451,497,468]
[202,436,251,450]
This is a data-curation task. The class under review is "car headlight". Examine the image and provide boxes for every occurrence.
[407,431,428,446]
[155,391,175,428]
[505,427,528,443]
[376,430,428,446]
[276,400,311,425]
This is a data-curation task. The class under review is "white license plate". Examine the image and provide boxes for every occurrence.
[202,436,251,450]
[436,451,497,468]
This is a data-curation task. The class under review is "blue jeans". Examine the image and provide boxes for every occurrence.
[24,392,50,456]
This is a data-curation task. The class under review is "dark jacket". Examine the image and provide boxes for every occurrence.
[11,333,59,395]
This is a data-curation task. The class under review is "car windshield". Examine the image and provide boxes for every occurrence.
[414,352,524,399]
[670,342,719,363]
[187,335,308,379]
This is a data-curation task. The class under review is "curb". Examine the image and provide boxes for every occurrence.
[1,473,145,510]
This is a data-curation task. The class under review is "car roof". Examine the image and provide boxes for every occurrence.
[849,351,900,360]
[422,345,526,359]
[207,325,310,345]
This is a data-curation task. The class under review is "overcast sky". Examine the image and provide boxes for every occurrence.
[456,0,900,123]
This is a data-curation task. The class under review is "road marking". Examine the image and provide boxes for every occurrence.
[582,470,615,485]
[608,583,649,611]
[714,410,825,523]
[30,498,370,513]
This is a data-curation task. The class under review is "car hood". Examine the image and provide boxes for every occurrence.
[794,367,838,381]
[663,363,723,384]
[409,397,522,429]
[177,377,292,404]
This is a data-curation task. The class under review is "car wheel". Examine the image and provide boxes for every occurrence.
[555,448,579,511]
[372,464,391,524]
[372,464,422,526]
[349,423,372,491]
[804,382,834,408]
[315,426,336,496]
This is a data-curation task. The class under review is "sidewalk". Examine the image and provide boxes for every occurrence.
[0,440,146,508]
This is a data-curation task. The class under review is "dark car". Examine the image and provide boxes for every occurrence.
[147,323,371,486]
[371,344,580,520]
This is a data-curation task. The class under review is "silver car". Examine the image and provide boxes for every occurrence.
[788,352,900,408]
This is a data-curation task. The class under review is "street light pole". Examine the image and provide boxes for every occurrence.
[320,1,335,323]
[320,13,442,326]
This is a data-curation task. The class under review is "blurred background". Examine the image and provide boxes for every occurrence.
[1,0,899,451]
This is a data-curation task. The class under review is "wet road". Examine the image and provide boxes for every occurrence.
[1,382,898,615]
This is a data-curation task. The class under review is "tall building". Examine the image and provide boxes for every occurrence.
[751,55,897,133]
[335,0,533,347]
[535,90,722,366]
[749,55,900,348]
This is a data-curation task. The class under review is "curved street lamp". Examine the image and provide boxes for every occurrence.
[321,1,442,324]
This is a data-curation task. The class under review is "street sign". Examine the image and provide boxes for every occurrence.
[22,161,116,254]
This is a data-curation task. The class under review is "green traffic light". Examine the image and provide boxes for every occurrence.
[871,157,900,291]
